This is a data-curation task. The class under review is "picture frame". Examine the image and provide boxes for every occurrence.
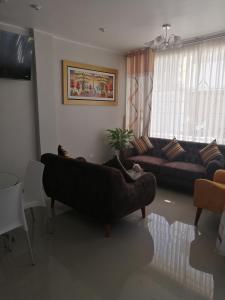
[62,60,118,106]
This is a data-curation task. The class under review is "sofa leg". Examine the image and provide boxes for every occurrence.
[51,198,55,209]
[104,224,111,238]
[194,208,203,226]
[141,207,146,219]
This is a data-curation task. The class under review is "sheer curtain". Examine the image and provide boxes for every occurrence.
[150,38,225,144]
[126,48,154,137]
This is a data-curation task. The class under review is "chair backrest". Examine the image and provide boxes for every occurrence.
[23,160,45,206]
[0,183,28,235]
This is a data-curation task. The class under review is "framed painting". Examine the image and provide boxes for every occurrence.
[63,60,118,106]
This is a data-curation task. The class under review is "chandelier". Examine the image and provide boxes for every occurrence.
[145,24,182,50]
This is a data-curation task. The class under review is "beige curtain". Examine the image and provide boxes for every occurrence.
[126,48,155,137]
[151,38,225,143]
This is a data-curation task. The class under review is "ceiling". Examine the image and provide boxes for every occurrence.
[1,0,225,53]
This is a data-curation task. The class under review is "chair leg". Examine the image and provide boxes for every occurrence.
[30,208,35,223]
[25,230,35,265]
[141,207,146,218]
[3,234,8,249]
[48,200,56,235]
[104,224,111,238]
[3,234,12,252]
[194,208,203,226]
[51,198,55,209]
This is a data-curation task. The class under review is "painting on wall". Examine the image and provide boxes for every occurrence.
[63,60,118,105]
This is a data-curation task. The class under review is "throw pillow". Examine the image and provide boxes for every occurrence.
[161,138,185,161]
[58,145,70,158]
[104,155,134,183]
[199,140,223,165]
[58,145,87,161]
[131,136,154,155]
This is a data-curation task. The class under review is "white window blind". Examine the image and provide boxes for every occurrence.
[150,38,225,143]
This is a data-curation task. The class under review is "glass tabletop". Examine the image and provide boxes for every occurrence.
[0,172,19,189]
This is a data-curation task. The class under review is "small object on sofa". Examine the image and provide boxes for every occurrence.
[127,170,144,180]
[161,138,185,161]
[199,139,223,165]
[132,163,143,173]
[104,155,134,182]
[41,153,156,237]
[127,164,145,180]
[131,136,154,155]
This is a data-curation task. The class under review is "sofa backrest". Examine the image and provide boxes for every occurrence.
[41,153,126,219]
[150,137,225,164]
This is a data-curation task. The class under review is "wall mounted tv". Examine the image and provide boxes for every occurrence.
[0,30,33,80]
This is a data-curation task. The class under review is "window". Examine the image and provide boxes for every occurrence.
[150,38,225,144]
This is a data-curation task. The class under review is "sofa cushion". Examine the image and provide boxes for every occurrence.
[199,140,223,165]
[161,138,185,161]
[131,136,154,155]
[161,161,206,180]
[58,144,70,158]
[58,144,86,162]
[127,155,168,173]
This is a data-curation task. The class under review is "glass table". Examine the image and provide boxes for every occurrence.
[0,172,19,189]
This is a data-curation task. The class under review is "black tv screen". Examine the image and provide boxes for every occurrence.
[0,30,33,80]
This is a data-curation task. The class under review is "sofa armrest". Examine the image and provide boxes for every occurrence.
[206,160,224,180]
[133,172,156,188]
[110,172,156,220]
[127,173,157,205]
[213,169,225,184]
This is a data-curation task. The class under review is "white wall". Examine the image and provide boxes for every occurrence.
[33,30,57,154]
[0,24,126,179]
[0,23,38,179]
[53,37,126,162]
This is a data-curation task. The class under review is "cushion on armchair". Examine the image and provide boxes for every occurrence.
[58,145,86,162]
[58,145,70,157]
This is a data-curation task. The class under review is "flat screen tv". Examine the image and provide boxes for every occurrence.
[0,30,33,80]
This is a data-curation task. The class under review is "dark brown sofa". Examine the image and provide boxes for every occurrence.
[41,153,156,236]
[124,137,225,193]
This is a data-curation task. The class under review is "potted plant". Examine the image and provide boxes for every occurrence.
[106,128,133,158]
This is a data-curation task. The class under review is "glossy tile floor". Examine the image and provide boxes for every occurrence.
[0,188,225,300]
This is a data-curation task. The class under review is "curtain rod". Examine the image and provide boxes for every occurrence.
[127,30,225,55]
[182,30,225,46]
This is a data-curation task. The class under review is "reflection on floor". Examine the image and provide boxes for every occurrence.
[148,213,213,299]
[0,188,225,300]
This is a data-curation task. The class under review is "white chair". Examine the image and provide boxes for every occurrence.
[22,161,46,220]
[0,183,35,265]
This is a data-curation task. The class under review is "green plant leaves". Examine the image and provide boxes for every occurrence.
[106,128,133,150]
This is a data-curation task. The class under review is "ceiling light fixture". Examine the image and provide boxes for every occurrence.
[145,24,182,50]
[30,3,42,11]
